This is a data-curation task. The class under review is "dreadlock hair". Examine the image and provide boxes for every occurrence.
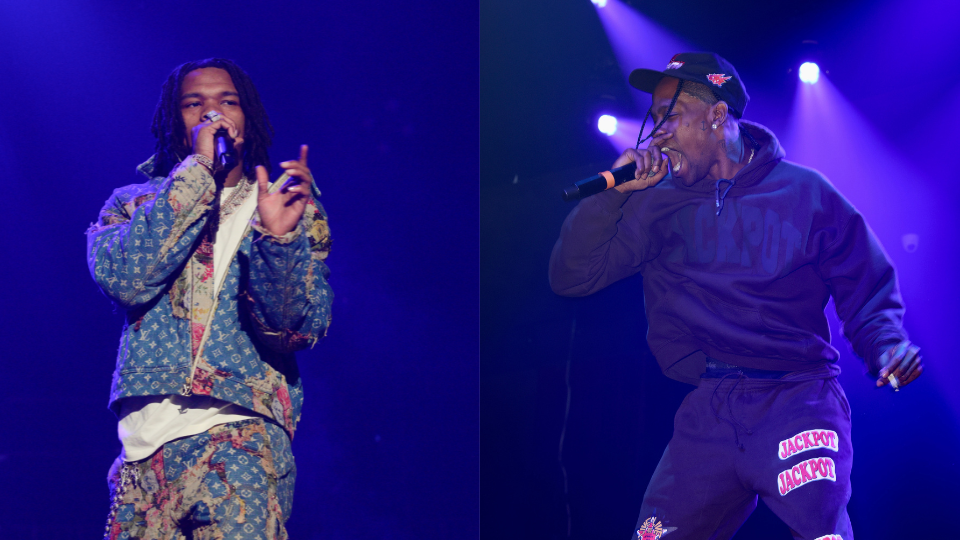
[637,79,759,153]
[636,79,684,148]
[149,58,274,178]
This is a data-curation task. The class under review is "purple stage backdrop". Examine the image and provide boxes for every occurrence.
[483,0,960,538]
[0,1,477,539]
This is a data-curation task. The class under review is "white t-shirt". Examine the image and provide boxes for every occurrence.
[118,181,261,462]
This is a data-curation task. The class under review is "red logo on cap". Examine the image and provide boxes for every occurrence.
[707,73,732,87]
[665,54,684,70]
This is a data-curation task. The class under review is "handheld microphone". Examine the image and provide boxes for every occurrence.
[214,128,238,172]
[561,162,637,202]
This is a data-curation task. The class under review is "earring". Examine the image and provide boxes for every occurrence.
[712,123,718,129]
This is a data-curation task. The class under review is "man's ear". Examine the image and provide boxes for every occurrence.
[712,101,729,129]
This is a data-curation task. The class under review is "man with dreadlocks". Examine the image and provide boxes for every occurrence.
[87,58,332,539]
[549,53,922,539]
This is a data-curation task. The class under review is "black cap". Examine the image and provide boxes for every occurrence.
[629,52,749,117]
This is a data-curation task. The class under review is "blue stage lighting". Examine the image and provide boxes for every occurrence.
[591,0,607,7]
[598,115,617,135]
[799,62,820,84]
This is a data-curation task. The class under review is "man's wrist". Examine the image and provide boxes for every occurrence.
[253,222,303,244]
[192,154,214,171]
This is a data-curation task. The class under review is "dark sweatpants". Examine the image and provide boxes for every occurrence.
[633,364,853,540]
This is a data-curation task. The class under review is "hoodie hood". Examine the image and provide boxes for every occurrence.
[731,120,785,189]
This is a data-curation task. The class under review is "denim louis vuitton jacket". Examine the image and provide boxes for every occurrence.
[87,154,333,439]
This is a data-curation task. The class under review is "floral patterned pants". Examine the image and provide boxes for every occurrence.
[105,418,296,540]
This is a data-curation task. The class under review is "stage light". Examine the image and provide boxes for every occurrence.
[591,0,608,7]
[598,114,617,135]
[799,62,820,84]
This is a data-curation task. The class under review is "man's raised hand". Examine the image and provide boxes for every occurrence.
[191,113,243,161]
[613,133,673,193]
[256,144,313,236]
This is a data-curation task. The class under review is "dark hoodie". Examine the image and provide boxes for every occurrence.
[549,121,906,385]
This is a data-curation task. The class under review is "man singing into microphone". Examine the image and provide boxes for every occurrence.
[549,52,921,539]
[87,58,332,539]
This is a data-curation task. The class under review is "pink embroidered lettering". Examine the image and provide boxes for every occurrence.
[778,429,839,460]
[813,535,843,540]
[777,457,837,496]
[800,462,813,482]
[636,516,666,539]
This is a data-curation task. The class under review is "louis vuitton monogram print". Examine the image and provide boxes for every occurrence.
[87,154,333,438]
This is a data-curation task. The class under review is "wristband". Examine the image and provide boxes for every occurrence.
[193,154,214,171]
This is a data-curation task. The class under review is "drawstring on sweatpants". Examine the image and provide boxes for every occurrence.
[710,372,753,450]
